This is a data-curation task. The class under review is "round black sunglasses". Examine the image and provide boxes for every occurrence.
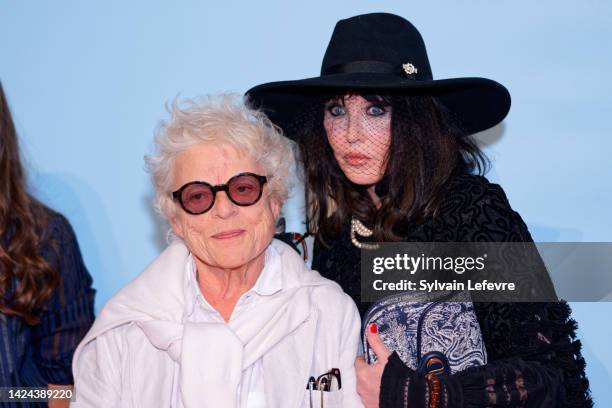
[171,172,268,215]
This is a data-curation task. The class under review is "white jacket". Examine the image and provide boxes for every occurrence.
[72,239,364,408]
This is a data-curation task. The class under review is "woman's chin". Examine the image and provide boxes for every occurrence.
[345,173,383,186]
[206,248,261,270]
[213,258,255,270]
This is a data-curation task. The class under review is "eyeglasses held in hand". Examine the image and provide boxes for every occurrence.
[171,172,268,215]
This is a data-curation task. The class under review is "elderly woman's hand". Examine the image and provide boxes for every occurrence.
[355,324,392,408]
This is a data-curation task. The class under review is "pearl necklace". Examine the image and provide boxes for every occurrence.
[350,218,379,250]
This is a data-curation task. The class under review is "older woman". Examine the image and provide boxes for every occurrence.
[72,95,363,408]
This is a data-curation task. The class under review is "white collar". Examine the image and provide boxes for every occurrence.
[184,250,283,317]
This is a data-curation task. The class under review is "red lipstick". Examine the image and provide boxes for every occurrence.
[344,153,370,165]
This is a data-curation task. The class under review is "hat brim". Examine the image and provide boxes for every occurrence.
[246,73,510,136]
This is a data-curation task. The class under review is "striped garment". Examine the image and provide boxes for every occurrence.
[1,211,95,407]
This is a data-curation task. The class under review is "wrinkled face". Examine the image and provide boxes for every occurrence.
[323,95,392,186]
[170,142,280,270]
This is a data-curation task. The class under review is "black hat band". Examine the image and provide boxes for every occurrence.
[323,60,412,78]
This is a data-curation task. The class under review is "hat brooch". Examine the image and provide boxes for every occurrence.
[402,63,418,76]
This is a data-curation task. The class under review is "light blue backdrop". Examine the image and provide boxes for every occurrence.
[1,0,611,405]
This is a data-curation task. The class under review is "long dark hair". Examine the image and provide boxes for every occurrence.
[0,81,58,325]
[295,93,489,244]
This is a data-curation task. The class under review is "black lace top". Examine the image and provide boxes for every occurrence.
[311,174,592,407]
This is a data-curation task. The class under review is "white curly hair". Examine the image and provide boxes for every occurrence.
[145,94,293,221]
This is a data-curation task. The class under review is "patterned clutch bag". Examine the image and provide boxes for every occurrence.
[363,290,487,375]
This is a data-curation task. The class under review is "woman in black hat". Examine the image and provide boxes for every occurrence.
[248,13,591,408]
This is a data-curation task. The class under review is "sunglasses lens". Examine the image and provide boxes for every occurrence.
[181,183,214,214]
[228,174,262,205]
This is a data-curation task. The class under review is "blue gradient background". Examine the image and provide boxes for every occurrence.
[1,1,610,405]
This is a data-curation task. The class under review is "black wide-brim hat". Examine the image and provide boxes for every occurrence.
[247,13,510,136]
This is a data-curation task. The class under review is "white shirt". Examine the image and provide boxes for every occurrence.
[72,240,365,408]
[171,255,282,408]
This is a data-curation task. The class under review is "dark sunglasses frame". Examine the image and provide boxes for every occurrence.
[317,368,342,391]
[171,172,268,215]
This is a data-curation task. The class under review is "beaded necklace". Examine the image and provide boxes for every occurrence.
[350,218,379,250]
